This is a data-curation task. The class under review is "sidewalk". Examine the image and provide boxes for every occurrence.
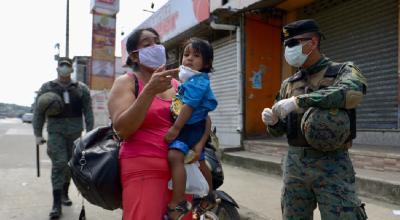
[220,163,400,220]
[232,138,400,207]
[223,150,400,206]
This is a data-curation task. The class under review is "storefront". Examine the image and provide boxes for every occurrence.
[295,0,400,145]
[299,0,399,130]
[125,0,400,147]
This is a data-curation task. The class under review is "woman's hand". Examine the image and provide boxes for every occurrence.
[164,125,180,144]
[144,65,179,96]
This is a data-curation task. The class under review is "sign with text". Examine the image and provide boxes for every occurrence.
[137,0,209,41]
[90,12,116,90]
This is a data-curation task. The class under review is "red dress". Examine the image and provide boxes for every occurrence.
[119,73,192,220]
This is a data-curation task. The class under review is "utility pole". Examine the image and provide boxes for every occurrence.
[66,0,70,58]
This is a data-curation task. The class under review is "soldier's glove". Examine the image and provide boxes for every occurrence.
[272,96,299,119]
[261,108,279,126]
[35,136,46,145]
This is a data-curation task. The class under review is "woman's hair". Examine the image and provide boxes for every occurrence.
[181,38,214,73]
[125,28,160,69]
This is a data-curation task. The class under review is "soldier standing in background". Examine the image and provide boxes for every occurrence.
[33,57,94,219]
[261,19,368,219]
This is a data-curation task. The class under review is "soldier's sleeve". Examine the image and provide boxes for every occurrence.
[32,84,47,137]
[296,64,367,109]
[266,81,288,137]
[80,83,94,132]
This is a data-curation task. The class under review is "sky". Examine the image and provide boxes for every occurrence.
[0,0,168,107]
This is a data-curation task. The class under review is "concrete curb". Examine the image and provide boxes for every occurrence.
[222,151,400,206]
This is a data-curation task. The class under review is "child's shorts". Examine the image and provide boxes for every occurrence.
[169,120,206,161]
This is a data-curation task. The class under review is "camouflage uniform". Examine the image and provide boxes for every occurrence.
[267,57,368,220]
[33,79,94,191]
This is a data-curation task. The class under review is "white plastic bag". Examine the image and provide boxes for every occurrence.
[168,162,209,197]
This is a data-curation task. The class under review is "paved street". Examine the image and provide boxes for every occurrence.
[0,118,121,220]
[0,118,399,220]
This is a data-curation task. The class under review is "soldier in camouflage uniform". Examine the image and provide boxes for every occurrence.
[261,20,368,220]
[33,57,94,219]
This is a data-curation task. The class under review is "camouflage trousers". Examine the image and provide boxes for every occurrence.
[281,146,367,220]
[47,132,81,190]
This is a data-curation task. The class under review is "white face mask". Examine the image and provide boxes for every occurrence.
[284,41,311,67]
[138,44,166,69]
[57,66,73,77]
[179,65,201,83]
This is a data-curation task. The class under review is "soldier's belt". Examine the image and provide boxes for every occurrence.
[288,146,347,158]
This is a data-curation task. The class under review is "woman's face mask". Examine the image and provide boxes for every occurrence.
[284,40,312,67]
[137,44,166,70]
[57,65,73,77]
[179,65,201,83]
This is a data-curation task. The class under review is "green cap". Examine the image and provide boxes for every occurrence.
[58,57,73,66]
[282,19,324,42]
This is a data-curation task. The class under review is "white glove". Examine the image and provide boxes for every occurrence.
[272,96,299,119]
[35,136,46,145]
[261,108,279,126]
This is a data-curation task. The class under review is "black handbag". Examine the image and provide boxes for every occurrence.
[68,125,122,210]
[68,74,139,212]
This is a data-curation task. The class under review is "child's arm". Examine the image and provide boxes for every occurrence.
[164,104,193,143]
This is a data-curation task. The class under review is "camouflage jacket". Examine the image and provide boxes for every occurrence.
[267,58,367,139]
[33,79,94,137]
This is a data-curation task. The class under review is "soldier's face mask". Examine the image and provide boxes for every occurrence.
[57,64,73,77]
[284,40,312,67]
[133,44,166,70]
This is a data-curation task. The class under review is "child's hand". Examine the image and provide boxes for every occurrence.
[185,150,200,164]
[164,126,180,143]
[193,141,205,155]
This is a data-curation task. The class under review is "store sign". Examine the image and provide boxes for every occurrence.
[138,0,209,41]
[91,0,119,15]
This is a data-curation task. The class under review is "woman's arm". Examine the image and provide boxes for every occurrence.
[108,69,178,139]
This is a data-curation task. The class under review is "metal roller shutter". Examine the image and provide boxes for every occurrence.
[210,37,241,147]
[300,0,398,129]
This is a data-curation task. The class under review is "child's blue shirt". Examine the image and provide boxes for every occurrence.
[177,73,218,124]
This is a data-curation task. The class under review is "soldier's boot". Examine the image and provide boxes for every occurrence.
[49,190,62,219]
[61,182,72,206]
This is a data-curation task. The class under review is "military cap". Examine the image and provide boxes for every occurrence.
[281,19,324,41]
[58,57,73,66]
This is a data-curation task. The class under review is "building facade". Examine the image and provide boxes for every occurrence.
[126,0,400,147]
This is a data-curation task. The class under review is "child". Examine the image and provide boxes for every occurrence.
[164,38,218,220]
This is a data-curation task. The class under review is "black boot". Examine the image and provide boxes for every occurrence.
[49,189,62,219]
[62,182,72,206]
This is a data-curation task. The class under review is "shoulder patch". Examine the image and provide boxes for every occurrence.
[287,71,304,82]
[324,62,345,77]
[350,66,367,87]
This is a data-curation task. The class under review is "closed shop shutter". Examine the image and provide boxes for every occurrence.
[210,37,241,147]
[300,0,398,129]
